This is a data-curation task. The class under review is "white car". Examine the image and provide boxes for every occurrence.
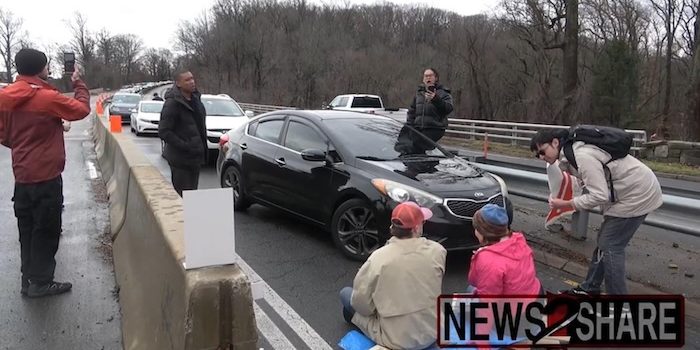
[200,94,255,150]
[130,101,164,136]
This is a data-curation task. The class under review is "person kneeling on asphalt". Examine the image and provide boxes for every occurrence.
[339,201,446,350]
[468,204,542,296]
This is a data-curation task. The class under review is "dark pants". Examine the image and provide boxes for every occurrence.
[170,166,200,196]
[416,127,446,143]
[580,215,646,294]
[340,287,355,324]
[13,176,63,285]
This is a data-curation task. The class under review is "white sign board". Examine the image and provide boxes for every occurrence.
[183,188,236,269]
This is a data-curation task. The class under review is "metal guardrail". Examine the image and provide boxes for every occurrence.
[447,119,648,153]
[239,103,296,114]
[238,103,648,154]
[471,161,700,237]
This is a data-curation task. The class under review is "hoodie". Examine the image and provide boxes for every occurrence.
[468,232,541,296]
[0,76,90,183]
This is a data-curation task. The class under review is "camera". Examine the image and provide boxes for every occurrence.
[428,85,436,92]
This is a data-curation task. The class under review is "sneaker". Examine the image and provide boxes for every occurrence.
[26,281,72,298]
[559,286,600,296]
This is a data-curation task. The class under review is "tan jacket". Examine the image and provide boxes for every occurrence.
[559,141,663,217]
[351,237,446,350]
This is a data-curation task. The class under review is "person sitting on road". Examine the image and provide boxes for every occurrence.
[152,92,164,101]
[468,204,542,297]
[339,201,446,350]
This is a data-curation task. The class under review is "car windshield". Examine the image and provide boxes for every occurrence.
[112,95,140,104]
[202,98,244,117]
[140,103,163,113]
[324,118,449,160]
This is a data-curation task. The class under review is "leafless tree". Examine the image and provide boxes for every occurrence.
[0,7,24,82]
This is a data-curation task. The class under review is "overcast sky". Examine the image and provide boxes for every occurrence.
[6,0,499,51]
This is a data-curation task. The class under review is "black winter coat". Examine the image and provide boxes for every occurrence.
[406,84,454,129]
[158,87,208,168]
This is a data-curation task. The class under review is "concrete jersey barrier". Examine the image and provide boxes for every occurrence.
[91,115,257,349]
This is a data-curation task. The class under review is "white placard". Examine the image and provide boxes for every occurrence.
[183,188,236,269]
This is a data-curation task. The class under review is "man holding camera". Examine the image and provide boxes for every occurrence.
[406,68,454,143]
[0,48,91,298]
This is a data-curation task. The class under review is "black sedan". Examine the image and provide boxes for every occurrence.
[216,110,510,260]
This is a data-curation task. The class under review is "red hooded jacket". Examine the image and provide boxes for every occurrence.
[0,76,90,184]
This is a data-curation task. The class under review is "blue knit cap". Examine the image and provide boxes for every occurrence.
[479,204,509,226]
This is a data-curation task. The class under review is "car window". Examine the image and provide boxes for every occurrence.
[351,97,382,108]
[284,121,326,152]
[112,94,140,104]
[334,97,349,108]
[255,119,285,144]
[140,103,163,113]
[247,121,259,136]
[201,98,245,117]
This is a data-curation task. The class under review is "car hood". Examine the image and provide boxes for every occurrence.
[206,115,248,131]
[137,112,160,121]
[357,156,501,195]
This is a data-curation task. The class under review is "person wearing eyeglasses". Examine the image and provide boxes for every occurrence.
[530,129,662,296]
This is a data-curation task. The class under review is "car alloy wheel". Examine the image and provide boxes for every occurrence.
[332,199,380,260]
[222,166,250,211]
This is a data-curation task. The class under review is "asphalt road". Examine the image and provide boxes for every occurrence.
[0,118,122,349]
[130,85,699,348]
[119,129,584,345]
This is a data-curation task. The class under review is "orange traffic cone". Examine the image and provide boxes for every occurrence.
[110,115,122,133]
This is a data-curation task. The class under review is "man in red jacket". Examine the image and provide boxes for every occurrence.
[0,48,91,298]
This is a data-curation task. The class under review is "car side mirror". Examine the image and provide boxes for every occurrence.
[245,110,255,118]
[325,105,334,110]
[301,149,327,162]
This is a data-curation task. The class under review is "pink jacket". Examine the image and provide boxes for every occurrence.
[468,232,541,296]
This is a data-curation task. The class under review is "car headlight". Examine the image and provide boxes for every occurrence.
[489,173,509,198]
[371,179,443,208]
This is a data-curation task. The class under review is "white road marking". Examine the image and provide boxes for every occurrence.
[86,160,99,179]
[254,302,297,349]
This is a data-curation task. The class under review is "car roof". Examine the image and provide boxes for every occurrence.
[337,94,380,98]
[139,100,164,104]
[264,110,393,122]
[201,94,233,100]
[113,92,140,97]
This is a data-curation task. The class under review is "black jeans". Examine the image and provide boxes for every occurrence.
[13,176,63,285]
[170,166,200,196]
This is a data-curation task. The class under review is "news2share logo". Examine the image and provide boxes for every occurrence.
[437,294,684,348]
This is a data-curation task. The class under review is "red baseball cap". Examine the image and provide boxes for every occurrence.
[391,202,433,229]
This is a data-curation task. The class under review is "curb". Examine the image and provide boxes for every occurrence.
[531,246,700,322]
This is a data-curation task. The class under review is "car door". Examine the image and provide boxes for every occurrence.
[274,117,335,223]
[241,116,287,206]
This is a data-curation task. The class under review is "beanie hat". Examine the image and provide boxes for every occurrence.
[473,204,509,241]
[15,48,48,76]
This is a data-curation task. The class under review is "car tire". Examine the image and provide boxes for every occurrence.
[504,196,514,227]
[221,165,251,211]
[331,198,381,261]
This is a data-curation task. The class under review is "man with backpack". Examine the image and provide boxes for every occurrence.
[530,126,663,295]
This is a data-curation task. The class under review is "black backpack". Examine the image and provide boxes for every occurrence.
[562,125,633,202]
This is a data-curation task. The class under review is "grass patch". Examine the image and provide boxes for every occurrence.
[642,160,700,177]
[442,137,700,178]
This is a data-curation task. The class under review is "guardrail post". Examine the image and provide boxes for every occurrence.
[511,126,518,146]
[571,210,589,240]
[469,123,475,140]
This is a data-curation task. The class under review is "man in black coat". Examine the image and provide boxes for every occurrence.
[158,70,207,196]
[406,68,454,143]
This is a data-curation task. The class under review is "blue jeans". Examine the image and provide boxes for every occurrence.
[340,287,355,323]
[580,215,646,294]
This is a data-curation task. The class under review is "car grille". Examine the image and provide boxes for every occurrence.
[208,136,220,143]
[444,194,504,219]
